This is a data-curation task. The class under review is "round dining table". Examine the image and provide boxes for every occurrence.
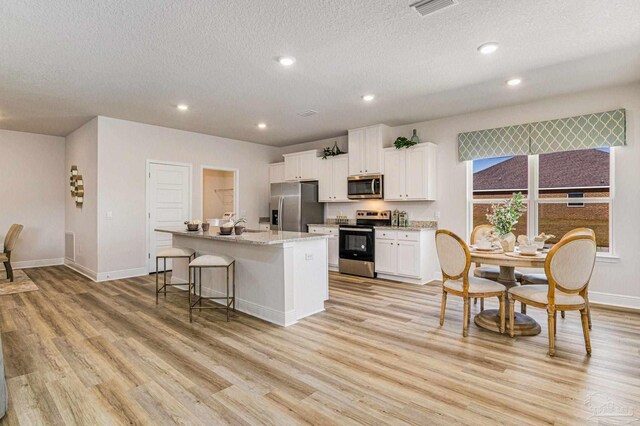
[470,249,547,336]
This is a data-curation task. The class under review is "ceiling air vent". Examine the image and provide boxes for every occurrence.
[410,0,456,17]
[297,110,318,117]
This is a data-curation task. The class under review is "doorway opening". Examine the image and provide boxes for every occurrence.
[202,167,239,223]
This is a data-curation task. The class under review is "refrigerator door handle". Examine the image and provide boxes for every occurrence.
[278,196,284,232]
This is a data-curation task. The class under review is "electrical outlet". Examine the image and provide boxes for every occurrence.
[305,253,314,261]
[106,211,113,219]
[435,211,441,219]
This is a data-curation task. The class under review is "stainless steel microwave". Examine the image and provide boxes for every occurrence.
[347,174,383,199]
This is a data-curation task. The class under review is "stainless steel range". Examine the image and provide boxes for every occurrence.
[338,210,391,278]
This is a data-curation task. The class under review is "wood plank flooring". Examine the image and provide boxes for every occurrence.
[1,266,639,425]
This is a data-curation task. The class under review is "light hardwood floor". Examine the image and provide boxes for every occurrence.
[1,266,639,425]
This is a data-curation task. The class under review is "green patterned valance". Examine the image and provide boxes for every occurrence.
[529,109,626,155]
[458,109,626,161]
[458,124,529,161]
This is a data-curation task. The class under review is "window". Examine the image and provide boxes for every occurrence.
[470,148,613,254]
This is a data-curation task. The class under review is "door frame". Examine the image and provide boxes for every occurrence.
[200,165,240,221]
[145,159,193,274]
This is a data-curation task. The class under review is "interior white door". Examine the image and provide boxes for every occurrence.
[148,162,191,273]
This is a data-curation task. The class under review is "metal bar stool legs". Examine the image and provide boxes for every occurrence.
[188,255,236,323]
[155,248,196,304]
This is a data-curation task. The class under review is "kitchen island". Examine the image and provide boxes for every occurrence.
[154,227,330,326]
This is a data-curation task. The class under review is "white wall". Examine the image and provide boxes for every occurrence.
[96,116,276,278]
[0,129,65,267]
[281,83,640,307]
[65,118,99,276]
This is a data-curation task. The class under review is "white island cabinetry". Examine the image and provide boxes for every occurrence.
[155,227,330,326]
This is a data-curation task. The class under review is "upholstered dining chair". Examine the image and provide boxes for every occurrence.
[1,224,24,282]
[436,229,507,337]
[471,224,523,311]
[508,234,596,356]
[520,228,596,327]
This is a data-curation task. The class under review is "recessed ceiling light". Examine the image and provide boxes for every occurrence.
[477,42,499,55]
[506,78,522,86]
[177,104,189,111]
[362,94,375,102]
[278,56,296,67]
[257,123,267,129]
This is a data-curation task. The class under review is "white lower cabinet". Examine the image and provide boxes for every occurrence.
[375,229,438,284]
[308,226,339,269]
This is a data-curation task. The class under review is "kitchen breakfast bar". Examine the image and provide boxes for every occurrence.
[155,227,330,326]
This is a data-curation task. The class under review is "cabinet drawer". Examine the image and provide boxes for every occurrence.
[324,227,338,235]
[308,227,323,234]
[376,230,397,240]
[397,231,420,242]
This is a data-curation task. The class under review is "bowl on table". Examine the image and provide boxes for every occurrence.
[234,225,246,235]
[186,223,200,231]
[519,244,539,255]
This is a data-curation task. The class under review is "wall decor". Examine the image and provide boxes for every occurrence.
[69,165,84,208]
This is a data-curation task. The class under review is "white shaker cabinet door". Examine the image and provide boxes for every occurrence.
[396,240,420,278]
[348,129,365,176]
[328,235,339,267]
[383,149,404,201]
[404,146,426,200]
[375,239,396,274]
[284,156,299,181]
[317,158,333,202]
[332,155,350,201]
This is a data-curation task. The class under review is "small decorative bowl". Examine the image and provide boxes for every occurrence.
[201,223,210,232]
[186,224,199,231]
[234,225,245,235]
[219,226,234,235]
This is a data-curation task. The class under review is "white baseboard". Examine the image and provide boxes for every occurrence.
[64,259,98,281]
[96,267,147,282]
[200,287,293,327]
[12,258,64,269]
[589,291,640,310]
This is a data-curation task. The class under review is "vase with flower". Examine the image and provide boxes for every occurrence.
[486,192,527,252]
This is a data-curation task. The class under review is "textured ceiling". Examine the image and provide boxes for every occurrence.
[1,0,640,146]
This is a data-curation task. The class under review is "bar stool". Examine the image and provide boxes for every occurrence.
[155,247,196,304]
[188,254,236,322]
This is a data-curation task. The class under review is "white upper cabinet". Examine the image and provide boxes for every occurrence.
[283,150,320,181]
[318,155,350,202]
[348,124,390,176]
[383,143,437,201]
[269,162,285,184]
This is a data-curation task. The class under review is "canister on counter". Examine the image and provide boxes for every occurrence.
[392,209,400,227]
[399,211,408,227]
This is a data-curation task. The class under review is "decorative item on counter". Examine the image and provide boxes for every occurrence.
[219,221,234,235]
[335,215,349,224]
[234,217,247,235]
[201,223,210,232]
[393,133,418,150]
[321,141,344,159]
[486,192,527,252]
[69,165,84,208]
[399,211,408,227]
[185,219,202,232]
[410,129,421,145]
[392,209,400,227]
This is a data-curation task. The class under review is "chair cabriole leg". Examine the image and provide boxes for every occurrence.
[547,308,556,356]
[462,297,469,337]
[581,308,592,355]
[439,291,447,326]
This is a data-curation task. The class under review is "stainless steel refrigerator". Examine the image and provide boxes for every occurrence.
[270,182,324,232]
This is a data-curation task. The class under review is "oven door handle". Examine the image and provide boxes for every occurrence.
[340,227,373,233]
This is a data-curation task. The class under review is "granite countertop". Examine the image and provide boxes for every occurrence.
[155,227,329,245]
[308,221,438,232]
